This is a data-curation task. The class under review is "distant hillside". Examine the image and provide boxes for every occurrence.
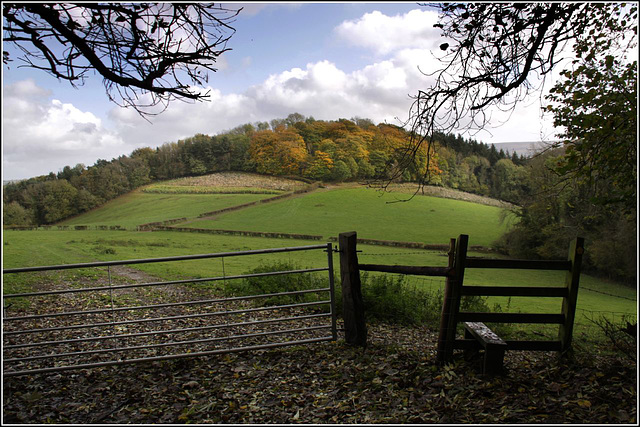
[3,114,531,227]
[491,141,552,156]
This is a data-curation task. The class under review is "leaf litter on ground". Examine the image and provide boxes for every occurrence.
[3,276,636,424]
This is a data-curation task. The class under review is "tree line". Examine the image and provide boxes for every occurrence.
[3,113,634,282]
[2,113,523,226]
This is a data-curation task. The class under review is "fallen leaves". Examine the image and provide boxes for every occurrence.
[3,282,637,424]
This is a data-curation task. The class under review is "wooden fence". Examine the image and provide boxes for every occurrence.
[338,232,584,372]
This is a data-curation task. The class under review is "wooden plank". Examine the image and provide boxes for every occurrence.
[463,322,507,347]
[462,322,506,375]
[461,286,568,297]
[338,232,367,347]
[483,344,506,375]
[457,312,565,324]
[358,264,451,277]
[559,237,585,353]
[465,258,571,270]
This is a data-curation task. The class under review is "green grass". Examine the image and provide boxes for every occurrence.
[3,182,635,343]
[2,230,332,283]
[185,187,512,246]
[3,230,635,336]
[59,190,274,228]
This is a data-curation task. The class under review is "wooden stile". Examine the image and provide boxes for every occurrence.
[442,235,584,372]
[337,231,584,371]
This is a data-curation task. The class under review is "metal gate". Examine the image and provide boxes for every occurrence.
[3,244,337,377]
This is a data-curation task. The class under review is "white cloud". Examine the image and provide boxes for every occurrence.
[2,80,126,180]
[335,9,441,56]
[101,56,420,156]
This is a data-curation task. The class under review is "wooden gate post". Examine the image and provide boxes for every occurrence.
[338,232,367,347]
[442,234,469,363]
[559,237,585,354]
[436,238,457,364]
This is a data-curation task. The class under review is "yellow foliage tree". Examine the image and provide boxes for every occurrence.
[249,129,307,175]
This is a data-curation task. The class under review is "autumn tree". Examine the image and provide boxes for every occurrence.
[249,129,307,176]
[3,3,241,115]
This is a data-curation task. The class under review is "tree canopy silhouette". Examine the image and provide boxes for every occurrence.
[3,3,241,115]
[399,2,637,201]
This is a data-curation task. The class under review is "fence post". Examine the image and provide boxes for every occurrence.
[338,232,367,347]
[559,237,584,354]
[443,234,469,362]
[436,238,456,364]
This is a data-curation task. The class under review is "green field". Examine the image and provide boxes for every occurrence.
[3,228,635,337]
[60,190,274,228]
[185,187,513,246]
[3,179,636,341]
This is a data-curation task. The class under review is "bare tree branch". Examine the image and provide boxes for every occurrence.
[3,3,241,117]
[388,3,634,191]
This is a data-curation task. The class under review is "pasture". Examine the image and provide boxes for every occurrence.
[59,190,275,228]
[3,230,635,341]
[185,186,513,246]
[2,173,636,337]
[2,174,636,424]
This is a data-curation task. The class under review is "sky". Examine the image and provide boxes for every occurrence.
[2,2,563,182]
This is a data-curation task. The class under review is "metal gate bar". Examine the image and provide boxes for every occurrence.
[3,243,337,377]
[3,267,330,299]
[5,299,332,336]
[3,245,330,273]
[4,287,330,321]
[5,312,331,350]
[5,325,332,363]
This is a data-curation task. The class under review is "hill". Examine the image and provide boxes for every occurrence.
[58,173,512,247]
[185,185,510,247]
[3,115,527,228]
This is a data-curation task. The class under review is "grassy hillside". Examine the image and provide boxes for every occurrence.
[186,187,512,246]
[60,190,275,228]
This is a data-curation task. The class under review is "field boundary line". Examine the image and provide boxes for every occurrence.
[149,226,325,241]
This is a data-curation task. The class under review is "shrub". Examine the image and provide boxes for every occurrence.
[227,263,512,333]
[588,314,636,362]
[224,261,330,307]
[359,273,442,326]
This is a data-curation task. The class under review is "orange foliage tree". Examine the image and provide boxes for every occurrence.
[249,128,307,175]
